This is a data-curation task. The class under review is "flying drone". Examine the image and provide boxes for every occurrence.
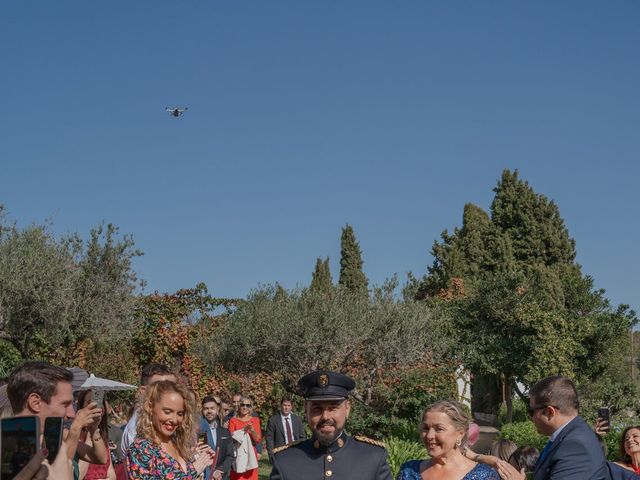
[166,107,188,117]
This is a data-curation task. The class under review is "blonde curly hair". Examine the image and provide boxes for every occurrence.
[137,380,196,461]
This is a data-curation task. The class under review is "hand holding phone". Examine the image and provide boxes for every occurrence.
[1,416,40,480]
[597,407,610,433]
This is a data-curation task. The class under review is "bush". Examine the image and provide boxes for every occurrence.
[497,400,529,426]
[498,421,547,451]
[0,340,22,378]
[384,437,427,478]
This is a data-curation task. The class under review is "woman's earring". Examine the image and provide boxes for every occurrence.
[455,439,462,448]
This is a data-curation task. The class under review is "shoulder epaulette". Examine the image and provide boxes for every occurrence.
[354,435,386,449]
[273,440,302,454]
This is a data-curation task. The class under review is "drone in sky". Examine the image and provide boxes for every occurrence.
[166,107,188,117]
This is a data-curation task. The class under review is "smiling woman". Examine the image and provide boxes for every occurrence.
[126,381,215,479]
[397,400,499,480]
[615,425,640,474]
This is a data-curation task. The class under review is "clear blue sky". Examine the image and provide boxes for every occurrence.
[1,1,638,314]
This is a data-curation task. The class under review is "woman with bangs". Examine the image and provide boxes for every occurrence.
[126,380,215,479]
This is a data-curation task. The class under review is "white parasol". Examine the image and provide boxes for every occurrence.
[78,374,136,391]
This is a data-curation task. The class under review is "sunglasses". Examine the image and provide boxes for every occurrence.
[240,403,252,408]
[527,404,557,418]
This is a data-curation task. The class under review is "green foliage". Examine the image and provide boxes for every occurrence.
[415,169,638,418]
[498,400,528,426]
[384,437,427,478]
[0,215,143,369]
[310,257,334,295]
[339,224,368,296]
[498,421,547,451]
[0,339,23,378]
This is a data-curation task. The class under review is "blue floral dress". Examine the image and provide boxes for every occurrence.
[126,437,198,480]
[397,460,499,480]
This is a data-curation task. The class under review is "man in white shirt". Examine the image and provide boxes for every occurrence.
[120,363,176,454]
[265,395,307,461]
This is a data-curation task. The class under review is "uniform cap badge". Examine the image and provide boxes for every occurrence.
[318,374,329,387]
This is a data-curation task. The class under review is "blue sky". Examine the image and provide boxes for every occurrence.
[1,1,638,314]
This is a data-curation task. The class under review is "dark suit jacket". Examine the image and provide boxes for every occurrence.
[265,412,307,456]
[534,416,610,480]
[199,418,235,480]
[607,462,640,480]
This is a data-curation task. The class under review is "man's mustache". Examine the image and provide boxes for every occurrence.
[317,419,337,429]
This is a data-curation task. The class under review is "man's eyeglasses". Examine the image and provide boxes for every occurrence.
[527,404,558,418]
[240,403,252,408]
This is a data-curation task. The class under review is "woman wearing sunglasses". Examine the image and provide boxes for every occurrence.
[228,397,262,480]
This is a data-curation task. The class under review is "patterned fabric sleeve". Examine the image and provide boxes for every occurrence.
[126,438,158,480]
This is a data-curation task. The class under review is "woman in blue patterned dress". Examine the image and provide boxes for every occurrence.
[126,380,214,479]
[398,400,499,480]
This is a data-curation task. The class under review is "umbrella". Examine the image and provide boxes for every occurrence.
[78,374,136,391]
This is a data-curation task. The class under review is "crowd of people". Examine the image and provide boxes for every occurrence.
[1,360,640,480]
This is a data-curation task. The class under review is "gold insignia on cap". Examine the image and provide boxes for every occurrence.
[319,374,329,387]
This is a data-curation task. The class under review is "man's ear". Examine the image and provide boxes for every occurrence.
[26,392,43,413]
[344,400,351,418]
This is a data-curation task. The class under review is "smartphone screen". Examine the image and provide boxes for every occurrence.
[43,417,63,464]
[1,416,40,480]
[197,432,208,446]
[598,407,610,430]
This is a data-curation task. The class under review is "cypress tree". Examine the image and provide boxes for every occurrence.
[310,257,333,294]
[339,224,369,296]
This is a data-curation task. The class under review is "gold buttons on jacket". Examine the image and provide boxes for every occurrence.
[325,470,333,477]
[326,455,333,463]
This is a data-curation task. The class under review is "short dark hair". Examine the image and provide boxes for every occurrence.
[7,361,73,412]
[202,395,220,407]
[509,446,539,472]
[281,395,292,404]
[140,363,173,386]
[529,376,579,414]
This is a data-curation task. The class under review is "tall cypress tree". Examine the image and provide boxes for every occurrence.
[310,257,333,294]
[339,224,368,296]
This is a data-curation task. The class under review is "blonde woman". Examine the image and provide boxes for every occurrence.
[127,380,214,479]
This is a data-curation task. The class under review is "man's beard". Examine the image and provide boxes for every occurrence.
[314,419,342,446]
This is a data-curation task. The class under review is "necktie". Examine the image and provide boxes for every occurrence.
[537,440,554,465]
[285,417,293,444]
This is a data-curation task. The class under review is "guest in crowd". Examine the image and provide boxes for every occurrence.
[614,426,640,474]
[126,380,214,479]
[508,446,539,473]
[199,395,235,480]
[464,438,518,469]
[265,395,307,462]
[121,363,176,454]
[76,390,116,480]
[398,400,499,479]
[228,396,262,480]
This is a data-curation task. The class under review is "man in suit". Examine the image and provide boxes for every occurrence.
[499,375,610,480]
[265,395,307,461]
[270,370,392,480]
[200,395,235,480]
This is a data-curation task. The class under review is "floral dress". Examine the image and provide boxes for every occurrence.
[397,460,499,480]
[126,437,198,480]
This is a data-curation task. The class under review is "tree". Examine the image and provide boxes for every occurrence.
[417,170,637,421]
[339,224,368,296]
[0,216,143,370]
[310,257,333,295]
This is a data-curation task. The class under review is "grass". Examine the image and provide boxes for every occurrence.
[258,458,271,479]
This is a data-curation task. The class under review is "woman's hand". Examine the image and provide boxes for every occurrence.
[71,402,103,434]
[193,444,215,475]
[496,459,526,480]
[594,417,610,437]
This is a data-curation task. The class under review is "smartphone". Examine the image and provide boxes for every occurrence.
[1,416,40,480]
[91,389,105,408]
[598,407,610,430]
[43,417,64,464]
[197,432,208,446]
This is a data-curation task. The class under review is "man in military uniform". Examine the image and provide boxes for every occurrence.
[270,370,392,480]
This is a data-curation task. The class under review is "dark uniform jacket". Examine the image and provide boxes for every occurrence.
[534,416,610,480]
[270,432,391,480]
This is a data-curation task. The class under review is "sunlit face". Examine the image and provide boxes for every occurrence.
[202,401,219,423]
[221,402,230,416]
[420,411,464,459]
[153,392,185,442]
[280,401,293,416]
[31,381,75,429]
[305,399,350,446]
[528,400,554,436]
[233,395,241,410]
[624,428,640,455]
[238,398,252,416]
